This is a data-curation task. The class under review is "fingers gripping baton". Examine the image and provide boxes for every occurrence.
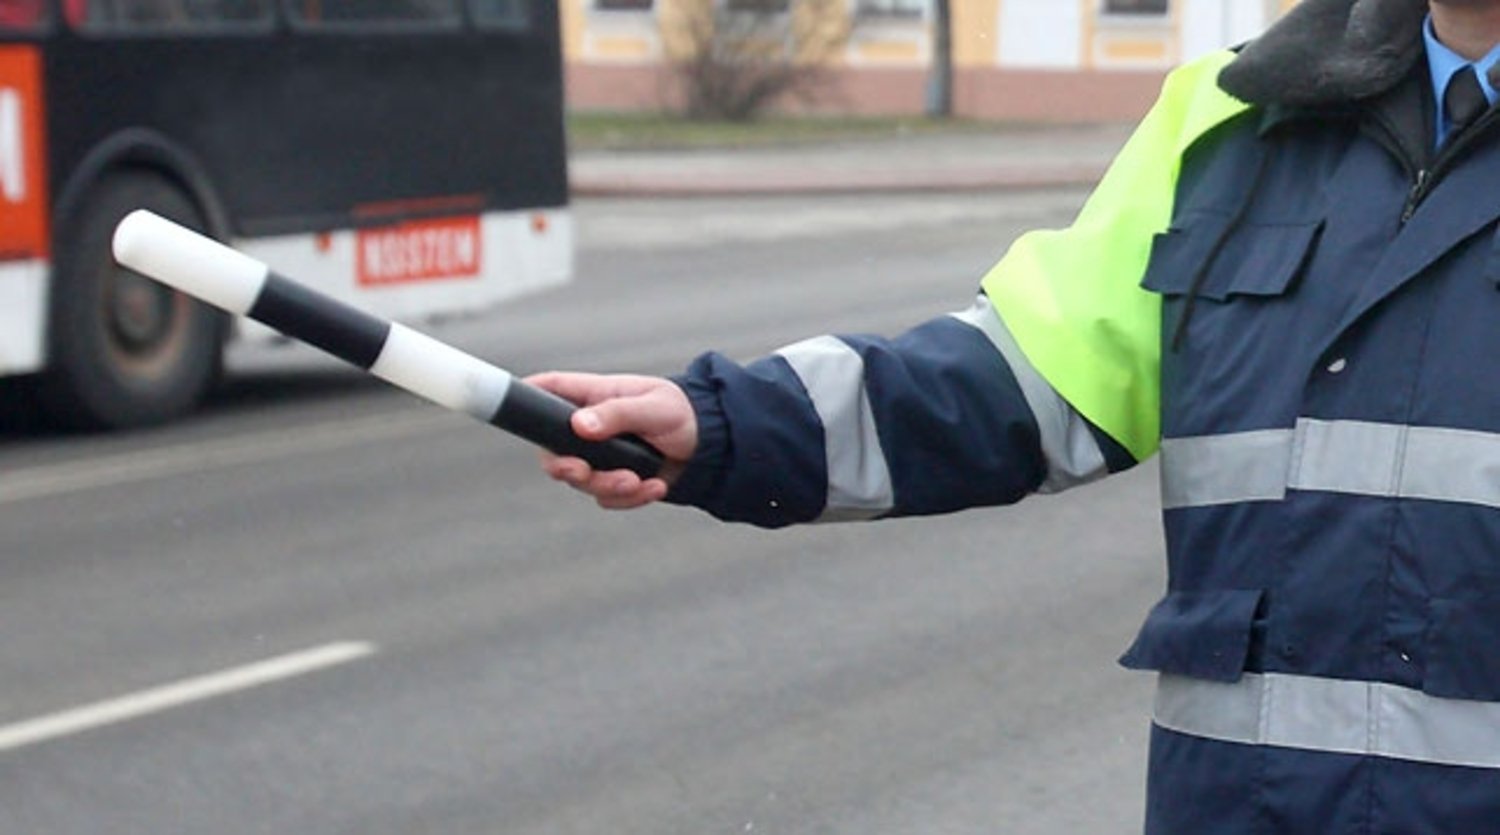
[112,210,664,479]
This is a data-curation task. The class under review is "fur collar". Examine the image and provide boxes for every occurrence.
[1219,0,1430,107]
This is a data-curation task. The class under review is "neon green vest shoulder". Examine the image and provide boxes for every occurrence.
[979,50,1250,462]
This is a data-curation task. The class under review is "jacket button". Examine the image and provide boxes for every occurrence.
[1326,357,1348,374]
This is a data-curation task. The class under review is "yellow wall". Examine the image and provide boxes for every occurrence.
[953,0,999,67]
[564,0,1297,70]
[565,0,863,65]
[560,0,585,59]
[565,0,956,68]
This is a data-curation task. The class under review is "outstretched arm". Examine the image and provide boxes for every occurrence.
[531,294,1135,525]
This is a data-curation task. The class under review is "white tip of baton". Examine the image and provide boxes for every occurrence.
[112,209,269,316]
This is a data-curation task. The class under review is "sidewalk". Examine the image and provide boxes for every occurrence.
[568,122,1133,197]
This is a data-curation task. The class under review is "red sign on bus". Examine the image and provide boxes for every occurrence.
[356,215,483,286]
[0,45,47,259]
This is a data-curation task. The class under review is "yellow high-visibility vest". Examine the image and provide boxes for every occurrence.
[981,50,1250,461]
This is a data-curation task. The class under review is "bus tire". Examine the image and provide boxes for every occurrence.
[38,172,227,430]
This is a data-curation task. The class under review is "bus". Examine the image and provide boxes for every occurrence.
[0,0,571,428]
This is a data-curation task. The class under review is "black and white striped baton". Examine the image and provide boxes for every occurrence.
[112,209,664,479]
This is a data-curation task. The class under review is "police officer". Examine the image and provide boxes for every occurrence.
[533,0,1500,831]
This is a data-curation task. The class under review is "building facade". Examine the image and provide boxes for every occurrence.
[563,0,1301,122]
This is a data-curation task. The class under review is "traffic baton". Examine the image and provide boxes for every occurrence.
[112,209,664,479]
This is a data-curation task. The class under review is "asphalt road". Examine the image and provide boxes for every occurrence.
[0,188,1165,834]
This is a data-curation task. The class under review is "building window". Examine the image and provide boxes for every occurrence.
[1102,0,1168,14]
[857,0,923,17]
[594,0,651,10]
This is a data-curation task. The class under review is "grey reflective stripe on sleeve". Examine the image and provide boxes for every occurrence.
[1161,419,1500,510]
[775,336,893,522]
[949,297,1107,493]
[1160,429,1293,509]
[1155,672,1500,769]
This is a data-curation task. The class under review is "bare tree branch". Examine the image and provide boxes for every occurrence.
[664,0,851,122]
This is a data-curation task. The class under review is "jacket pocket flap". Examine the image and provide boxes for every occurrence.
[1119,589,1264,682]
[1141,216,1323,302]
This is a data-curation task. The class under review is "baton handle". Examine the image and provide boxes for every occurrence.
[494,383,664,477]
[112,210,664,479]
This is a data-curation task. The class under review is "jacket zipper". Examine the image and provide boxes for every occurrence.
[1401,169,1430,224]
[1391,109,1500,224]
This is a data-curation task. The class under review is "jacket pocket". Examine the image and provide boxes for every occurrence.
[1141,213,1323,302]
[1119,588,1264,682]
[1424,594,1500,701]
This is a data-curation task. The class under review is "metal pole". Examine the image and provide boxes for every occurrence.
[924,0,953,118]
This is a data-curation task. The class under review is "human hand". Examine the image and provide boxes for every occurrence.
[526,372,697,509]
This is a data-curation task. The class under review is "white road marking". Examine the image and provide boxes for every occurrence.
[0,411,454,506]
[0,641,377,753]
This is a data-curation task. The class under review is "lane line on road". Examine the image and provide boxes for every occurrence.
[0,641,378,753]
[0,411,453,506]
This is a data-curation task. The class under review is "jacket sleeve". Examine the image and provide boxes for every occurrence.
[663,294,1135,528]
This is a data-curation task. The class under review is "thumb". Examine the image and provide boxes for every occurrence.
[573,387,688,445]
[572,406,609,439]
[572,393,662,440]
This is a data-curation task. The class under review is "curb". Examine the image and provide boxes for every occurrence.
[568,162,1110,198]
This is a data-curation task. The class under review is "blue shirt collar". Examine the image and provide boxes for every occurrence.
[1425,14,1500,147]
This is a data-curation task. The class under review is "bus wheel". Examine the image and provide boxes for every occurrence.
[38,173,227,430]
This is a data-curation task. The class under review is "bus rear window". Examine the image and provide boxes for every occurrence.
[288,0,462,27]
[0,0,43,30]
[69,0,275,31]
[469,0,526,29]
